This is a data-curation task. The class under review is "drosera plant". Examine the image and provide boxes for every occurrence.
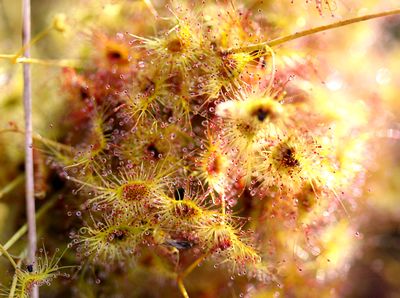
[46,104,112,172]
[129,14,204,76]
[1,1,400,297]
[199,46,275,101]
[52,3,399,297]
[76,213,151,264]
[194,130,229,196]
[0,244,74,298]
[255,132,334,194]
[214,86,289,183]
[10,248,74,298]
[67,161,175,213]
[196,213,261,268]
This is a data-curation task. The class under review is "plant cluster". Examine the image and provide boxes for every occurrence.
[0,1,399,297]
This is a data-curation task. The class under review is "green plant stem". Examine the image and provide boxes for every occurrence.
[0,128,74,153]
[176,252,210,298]
[0,54,80,67]
[0,243,17,269]
[0,196,57,257]
[182,252,209,278]
[15,57,80,67]
[228,8,400,53]
[0,54,16,59]
[0,174,24,200]
[15,25,53,59]
[8,258,22,298]
[177,277,189,298]
[143,0,158,17]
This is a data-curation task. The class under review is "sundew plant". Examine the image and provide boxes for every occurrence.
[1,0,400,297]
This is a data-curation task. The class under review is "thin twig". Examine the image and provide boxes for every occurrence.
[228,8,400,53]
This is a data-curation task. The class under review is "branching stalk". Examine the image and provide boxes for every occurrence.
[0,15,78,67]
[15,25,53,59]
[228,8,400,53]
